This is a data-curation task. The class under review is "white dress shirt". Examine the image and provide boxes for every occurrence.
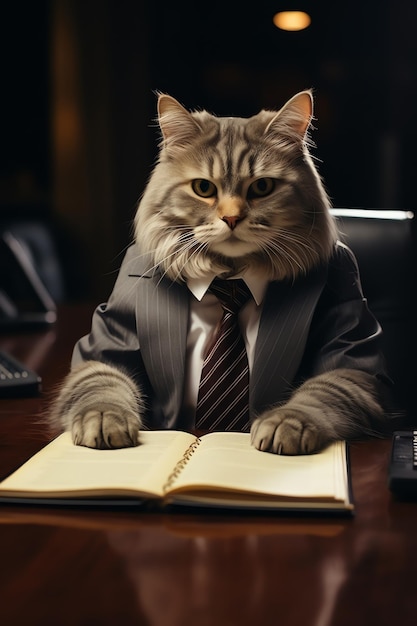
[182,269,270,421]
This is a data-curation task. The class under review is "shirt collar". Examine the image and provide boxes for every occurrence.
[187,268,269,306]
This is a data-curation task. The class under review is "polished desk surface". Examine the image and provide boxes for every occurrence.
[0,304,415,626]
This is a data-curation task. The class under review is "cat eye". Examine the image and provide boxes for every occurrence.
[248,178,275,198]
[192,179,217,198]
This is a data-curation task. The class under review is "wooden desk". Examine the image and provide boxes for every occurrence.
[0,305,415,626]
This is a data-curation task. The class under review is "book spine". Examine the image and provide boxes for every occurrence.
[162,438,201,494]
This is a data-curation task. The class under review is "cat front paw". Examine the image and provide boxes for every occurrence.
[251,408,324,455]
[72,406,140,449]
[49,361,144,449]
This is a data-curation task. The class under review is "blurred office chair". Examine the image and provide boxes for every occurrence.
[0,218,90,303]
[330,208,415,415]
[0,220,67,302]
[0,217,90,330]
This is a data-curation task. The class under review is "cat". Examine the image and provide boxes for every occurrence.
[50,90,390,454]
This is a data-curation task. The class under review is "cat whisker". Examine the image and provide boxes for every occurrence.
[151,235,207,285]
[271,228,323,258]
[168,240,210,284]
[106,241,198,305]
[264,244,301,281]
[257,233,317,280]
[140,237,194,273]
[268,238,316,267]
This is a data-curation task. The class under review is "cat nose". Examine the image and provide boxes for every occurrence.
[222,215,242,230]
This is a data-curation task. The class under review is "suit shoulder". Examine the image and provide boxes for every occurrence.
[331,240,359,270]
[115,243,157,278]
[325,241,363,300]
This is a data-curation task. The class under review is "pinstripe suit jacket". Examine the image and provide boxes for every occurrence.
[72,241,387,430]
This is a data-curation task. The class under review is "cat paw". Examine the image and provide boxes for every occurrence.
[72,406,140,449]
[49,361,144,449]
[251,408,323,455]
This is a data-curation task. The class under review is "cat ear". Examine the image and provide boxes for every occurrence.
[157,94,202,149]
[265,90,313,139]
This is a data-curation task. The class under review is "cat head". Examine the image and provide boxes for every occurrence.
[135,91,337,282]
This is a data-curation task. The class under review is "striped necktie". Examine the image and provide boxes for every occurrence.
[195,278,251,431]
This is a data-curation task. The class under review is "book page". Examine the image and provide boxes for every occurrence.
[0,430,196,499]
[168,432,346,502]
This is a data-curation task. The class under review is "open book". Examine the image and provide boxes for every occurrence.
[0,430,353,513]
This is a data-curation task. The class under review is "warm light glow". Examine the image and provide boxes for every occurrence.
[273,11,311,32]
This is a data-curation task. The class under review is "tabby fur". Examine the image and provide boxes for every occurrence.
[50,91,388,454]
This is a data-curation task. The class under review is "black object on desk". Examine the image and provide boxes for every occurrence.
[0,350,41,397]
[388,430,417,498]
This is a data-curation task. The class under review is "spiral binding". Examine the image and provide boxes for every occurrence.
[163,437,201,494]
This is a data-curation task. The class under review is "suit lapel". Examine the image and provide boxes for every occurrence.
[250,264,328,414]
[128,253,189,426]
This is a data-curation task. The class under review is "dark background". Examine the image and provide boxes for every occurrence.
[1,0,416,299]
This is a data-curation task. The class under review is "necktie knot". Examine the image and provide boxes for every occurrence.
[209,278,251,315]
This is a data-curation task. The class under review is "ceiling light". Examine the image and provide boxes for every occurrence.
[273,11,311,32]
